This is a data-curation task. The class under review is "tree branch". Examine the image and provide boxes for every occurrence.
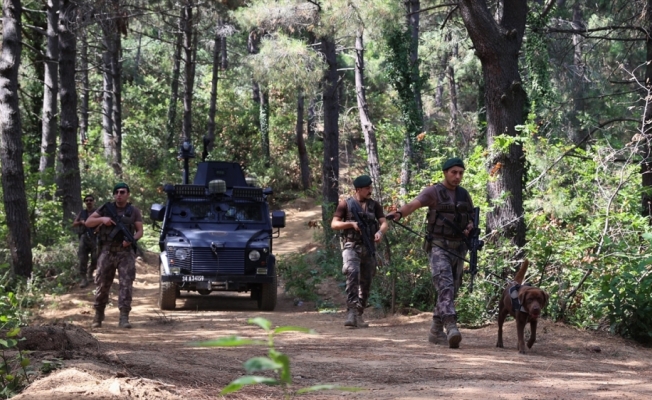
[440,5,458,30]
[539,0,555,20]
[407,3,456,17]
[527,118,640,189]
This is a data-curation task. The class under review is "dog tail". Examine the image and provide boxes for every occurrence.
[514,259,529,284]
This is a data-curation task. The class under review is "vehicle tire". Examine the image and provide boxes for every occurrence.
[159,279,177,310]
[258,276,277,311]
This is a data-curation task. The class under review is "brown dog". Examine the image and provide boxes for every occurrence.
[496,260,549,354]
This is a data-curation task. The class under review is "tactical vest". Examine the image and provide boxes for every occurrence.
[98,203,136,245]
[342,198,379,244]
[78,209,96,237]
[426,183,472,240]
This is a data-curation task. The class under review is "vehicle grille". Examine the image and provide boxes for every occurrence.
[191,247,245,275]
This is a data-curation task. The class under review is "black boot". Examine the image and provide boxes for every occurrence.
[119,308,132,329]
[356,311,369,328]
[92,307,105,328]
[344,308,357,327]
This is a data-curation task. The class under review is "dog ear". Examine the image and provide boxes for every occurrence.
[541,290,549,308]
[518,288,528,308]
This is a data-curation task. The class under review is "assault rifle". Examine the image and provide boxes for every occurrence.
[105,204,138,254]
[467,207,484,293]
[346,198,376,258]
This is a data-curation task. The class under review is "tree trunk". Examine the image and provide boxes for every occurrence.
[0,0,33,277]
[355,30,383,205]
[259,84,270,166]
[321,35,340,212]
[205,28,219,159]
[447,37,459,139]
[133,32,142,82]
[38,0,59,194]
[181,0,193,143]
[101,24,117,173]
[458,0,528,247]
[569,2,585,145]
[79,33,89,146]
[220,23,228,70]
[642,0,652,221]
[57,0,82,224]
[296,91,311,190]
[405,0,423,126]
[307,96,316,142]
[167,22,182,148]
[111,30,123,176]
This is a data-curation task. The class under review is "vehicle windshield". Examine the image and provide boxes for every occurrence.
[168,200,264,223]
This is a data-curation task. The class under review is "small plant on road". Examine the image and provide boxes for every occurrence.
[193,317,361,398]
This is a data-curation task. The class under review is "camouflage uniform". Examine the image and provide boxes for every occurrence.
[342,242,376,313]
[429,239,467,319]
[78,231,98,279]
[93,203,141,315]
[334,196,383,326]
[94,247,136,311]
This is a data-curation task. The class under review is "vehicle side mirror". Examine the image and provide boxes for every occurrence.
[271,210,285,228]
[150,204,166,222]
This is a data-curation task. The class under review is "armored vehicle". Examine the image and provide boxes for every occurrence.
[150,142,285,311]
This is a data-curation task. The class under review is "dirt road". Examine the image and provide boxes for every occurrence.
[19,202,652,399]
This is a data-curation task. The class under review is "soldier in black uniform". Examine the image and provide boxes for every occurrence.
[331,175,388,328]
[386,158,475,348]
[72,195,98,288]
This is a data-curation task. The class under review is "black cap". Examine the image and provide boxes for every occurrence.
[353,175,373,188]
[442,157,465,171]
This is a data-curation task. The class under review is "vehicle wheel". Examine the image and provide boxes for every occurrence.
[159,279,177,310]
[257,276,277,311]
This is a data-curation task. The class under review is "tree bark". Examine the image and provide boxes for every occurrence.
[79,33,89,146]
[321,35,340,212]
[307,96,316,142]
[57,0,82,225]
[447,35,459,139]
[642,0,652,221]
[167,20,182,148]
[458,0,528,247]
[111,28,123,176]
[405,0,423,126]
[205,28,219,159]
[355,30,383,205]
[296,91,311,190]
[0,0,33,277]
[38,0,59,194]
[569,2,585,145]
[181,0,194,143]
[259,84,270,167]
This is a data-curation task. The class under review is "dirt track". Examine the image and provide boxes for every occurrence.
[19,201,652,399]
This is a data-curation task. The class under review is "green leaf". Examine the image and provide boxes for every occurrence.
[6,328,20,338]
[243,357,283,373]
[221,376,278,395]
[273,326,315,335]
[248,317,272,331]
[296,384,364,394]
[191,336,262,347]
[0,339,8,348]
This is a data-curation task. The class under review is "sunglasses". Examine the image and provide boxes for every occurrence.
[114,189,128,195]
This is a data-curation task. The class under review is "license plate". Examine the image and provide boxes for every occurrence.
[182,275,205,282]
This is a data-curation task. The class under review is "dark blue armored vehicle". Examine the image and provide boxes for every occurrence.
[150,142,285,311]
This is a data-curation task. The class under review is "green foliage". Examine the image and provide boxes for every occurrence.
[194,318,360,398]
[0,328,34,398]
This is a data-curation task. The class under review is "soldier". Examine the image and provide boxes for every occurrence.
[72,194,98,288]
[331,175,388,328]
[386,157,475,348]
[85,183,143,329]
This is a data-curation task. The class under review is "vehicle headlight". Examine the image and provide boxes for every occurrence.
[248,250,261,261]
[175,248,191,261]
[170,267,181,274]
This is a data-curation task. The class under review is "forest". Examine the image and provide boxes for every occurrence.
[2,0,652,390]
